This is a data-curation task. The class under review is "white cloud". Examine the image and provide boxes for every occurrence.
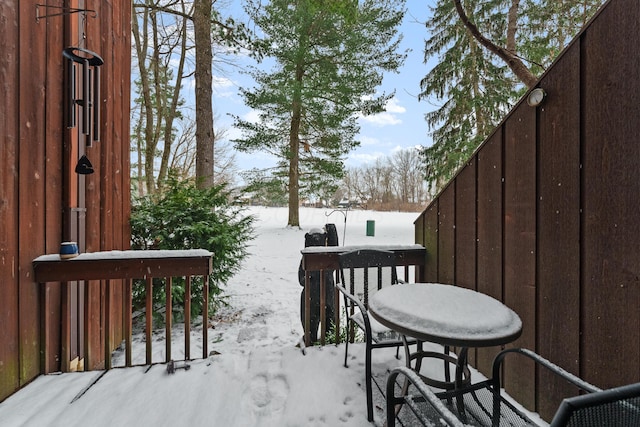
[213,75,234,89]
[243,109,262,124]
[360,112,402,126]
[358,96,405,127]
[358,135,380,147]
[344,151,386,168]
[385,97,407,114]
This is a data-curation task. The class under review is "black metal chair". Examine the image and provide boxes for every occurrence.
[386,347,640,427]
[337,249,413,422]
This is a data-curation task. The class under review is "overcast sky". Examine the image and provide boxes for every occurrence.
[208,0,438,173]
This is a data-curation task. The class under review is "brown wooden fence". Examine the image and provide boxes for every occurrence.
[414,0,639,421]
[0,0,131,401]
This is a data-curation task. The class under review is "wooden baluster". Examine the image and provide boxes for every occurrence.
[185,276,191,360]
[202,275,209,359]
[104,279,111,369]
[319,270,326,345]
[165,277,172,362]
[145,276,153,365]
[124,279,132,367]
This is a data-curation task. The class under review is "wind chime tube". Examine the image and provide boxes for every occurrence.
[67,60,76,128]
[82,58,90,136]
[93,66,100,142]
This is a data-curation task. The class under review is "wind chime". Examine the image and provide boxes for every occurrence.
[63,46,103,174]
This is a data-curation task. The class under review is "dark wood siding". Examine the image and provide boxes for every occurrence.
[536,40,582,417]
[0,0,131,400]
[438,185,455,284]
[503,101,536,409]
[475,131,503,375]
[580,0,640,388]
[414,0,640,420]
[0,0,20,400]
[454,160,476,292]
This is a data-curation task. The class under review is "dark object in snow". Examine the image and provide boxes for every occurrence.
[166,359,191,374]
[298,224,338,343]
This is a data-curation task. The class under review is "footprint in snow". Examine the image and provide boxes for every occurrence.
[248,373,289,414]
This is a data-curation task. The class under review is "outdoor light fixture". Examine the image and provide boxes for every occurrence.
[527,87,546,107]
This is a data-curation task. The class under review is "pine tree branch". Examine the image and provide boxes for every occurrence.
[453,0,538,88]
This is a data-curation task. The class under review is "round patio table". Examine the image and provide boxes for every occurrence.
[369,283,522,390]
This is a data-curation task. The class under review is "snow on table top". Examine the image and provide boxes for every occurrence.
[33,249,212,262]
[369,283,522,346]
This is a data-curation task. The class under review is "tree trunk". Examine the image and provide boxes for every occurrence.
[288,131,300,227]
[194,0,215,189]
[288,64,304,227]
[157,8,189,190]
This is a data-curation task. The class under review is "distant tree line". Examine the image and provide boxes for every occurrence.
[338,147,428,211]
[241,147,428,212]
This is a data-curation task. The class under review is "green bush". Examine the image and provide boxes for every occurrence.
[130,177,254,324]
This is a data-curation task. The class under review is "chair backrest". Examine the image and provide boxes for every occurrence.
[550,381,640,427]
[338,249,398,309]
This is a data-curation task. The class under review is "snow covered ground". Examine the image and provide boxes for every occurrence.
[1,206,438,427]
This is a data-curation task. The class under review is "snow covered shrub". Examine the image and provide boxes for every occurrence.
[130,177,254,324]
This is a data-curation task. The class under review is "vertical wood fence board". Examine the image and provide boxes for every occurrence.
[438,185,455,284]
[413,214,426,281]
[423,203,439,282]
[475,131,504,375]
[454,160,477,291]
[43,4,65,374]
[581,0,640,388]
[503,102,537,410]
[18,0,47,383]
[82,4,106,368]
[107,2,128,345]
[536,44,582,418]
[454,160,478,365]
[119,0,133,253]
[96,0,117,347]
[0,0,20,402]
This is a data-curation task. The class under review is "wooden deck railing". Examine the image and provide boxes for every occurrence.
[32,249,213,373]
[300,244,426,346]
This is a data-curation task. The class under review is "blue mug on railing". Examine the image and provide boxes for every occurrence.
[59,242,79,259]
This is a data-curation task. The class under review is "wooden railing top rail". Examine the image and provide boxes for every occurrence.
[301,244,425,271]
[33,249,213,282]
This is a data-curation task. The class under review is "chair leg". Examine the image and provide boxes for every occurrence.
[344,328,350,368]
[365,337,374,422]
